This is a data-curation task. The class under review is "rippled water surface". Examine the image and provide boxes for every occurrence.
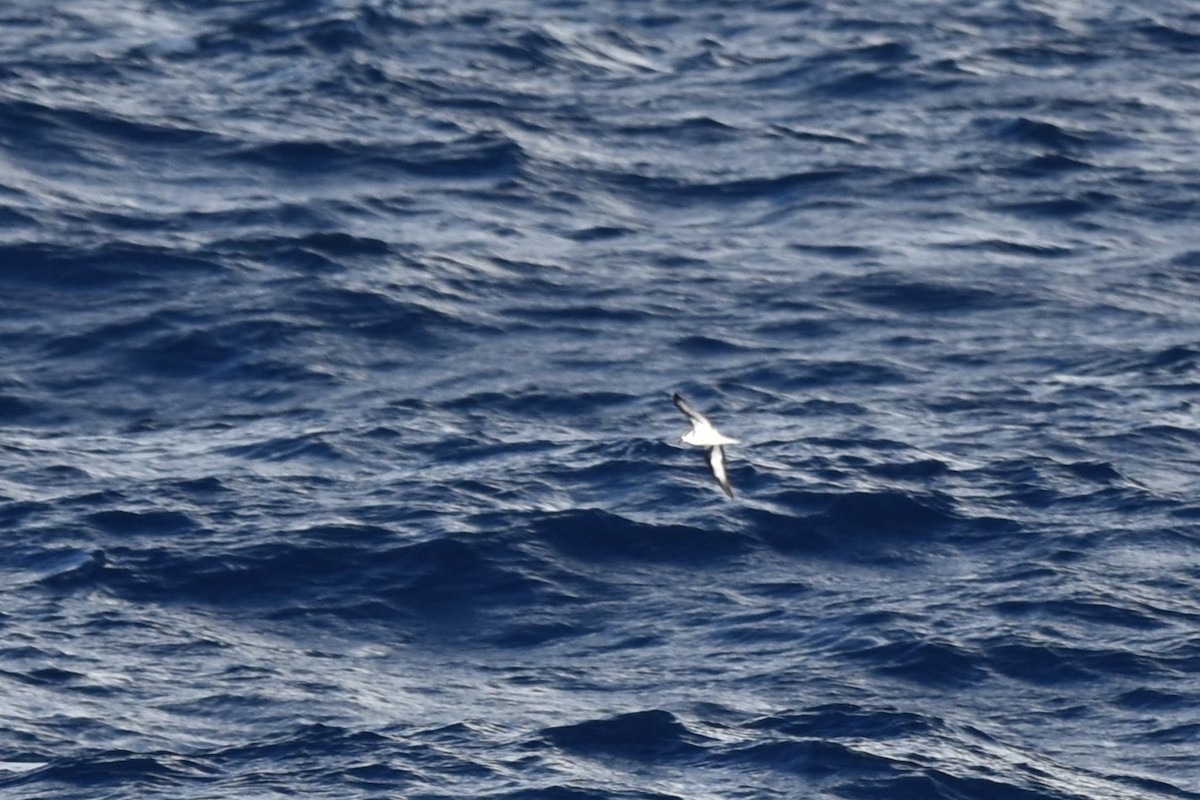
[3,1,1200,798]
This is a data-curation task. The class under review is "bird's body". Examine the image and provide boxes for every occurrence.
[672,392,738,499]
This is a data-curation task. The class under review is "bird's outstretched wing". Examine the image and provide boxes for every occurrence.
[707,446,735,499]
[672,392,710,427]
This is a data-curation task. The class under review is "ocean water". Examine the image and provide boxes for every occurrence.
[3,1,1200,797]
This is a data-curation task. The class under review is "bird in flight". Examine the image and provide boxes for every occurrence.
[672,392,739,499]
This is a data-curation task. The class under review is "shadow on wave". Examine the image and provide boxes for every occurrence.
[536,705,1082,800]
[87,528,580,633]
[746,487,964,559]
[0,242,223,292]
[225,131,523,182]
[541,710,708,761]
[526,509,752,563]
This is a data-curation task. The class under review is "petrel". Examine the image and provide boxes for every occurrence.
[672,392,739,499]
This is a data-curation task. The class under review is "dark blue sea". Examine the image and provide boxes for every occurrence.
[3,1,1200,798]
